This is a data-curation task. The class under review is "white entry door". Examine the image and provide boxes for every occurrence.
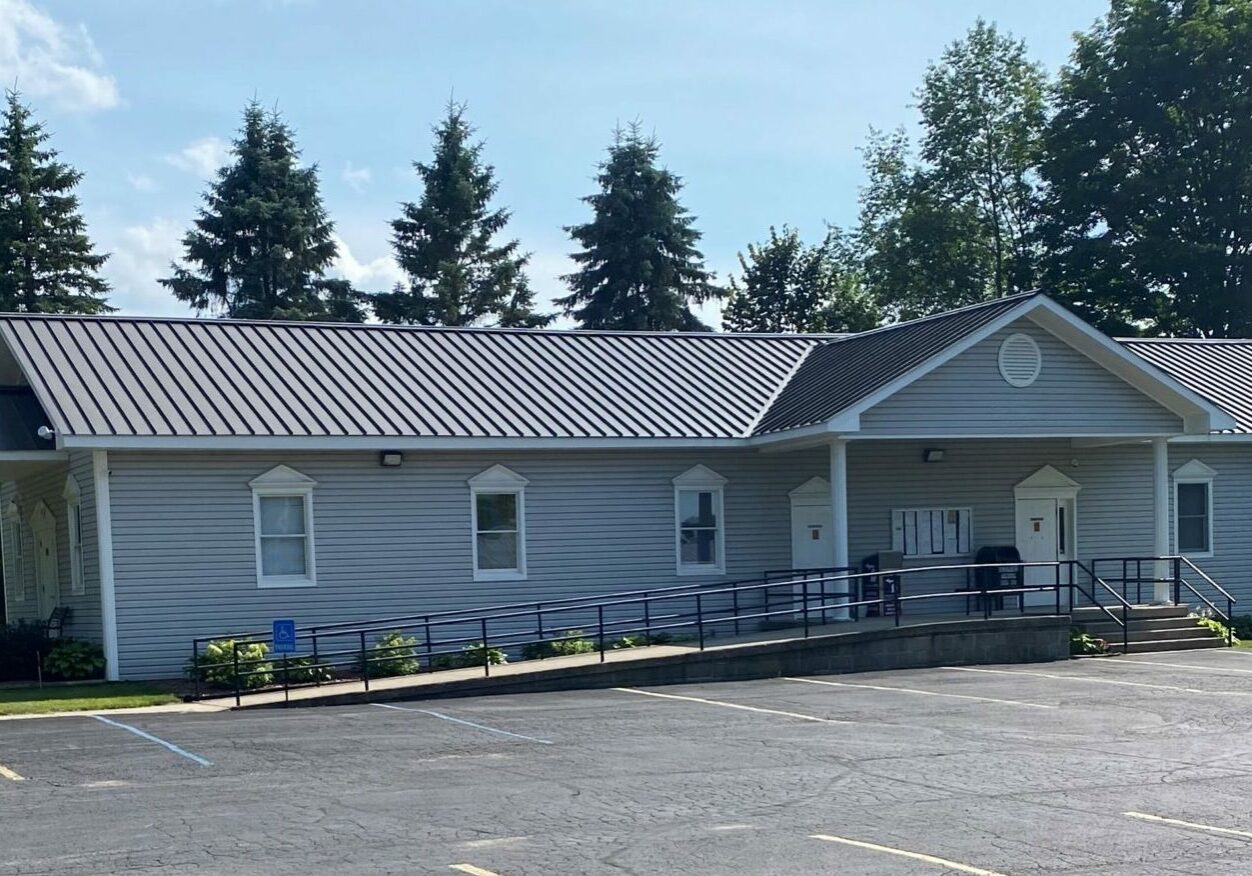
[31,504,59,616]
[1016,497,1058,606]
[791,502,834,570]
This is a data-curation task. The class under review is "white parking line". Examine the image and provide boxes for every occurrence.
[941,665,1252,695]
[1124,811,1252,841]
[810,833,1008,875]
[1101,657,1252,675]
[370,703,554,744]
[450,864,501,876]
[784,676,1056,709]
[0,762,23,782]
[90,715,212,766]
[614,687,851,724]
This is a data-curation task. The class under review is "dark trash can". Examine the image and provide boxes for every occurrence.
[965,545,1023,613]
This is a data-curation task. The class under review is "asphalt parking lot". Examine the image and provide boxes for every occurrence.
[4,651,1252,875]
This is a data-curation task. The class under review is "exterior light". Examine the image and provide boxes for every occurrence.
[379,451,403,467]
[922,448,945,463]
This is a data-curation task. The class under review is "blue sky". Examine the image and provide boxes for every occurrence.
[20,0,1108,324]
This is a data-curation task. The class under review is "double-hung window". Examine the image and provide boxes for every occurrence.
[1173,460,1216,557]
[469,465,528,581]
[64,476,85,596]
[673,465,727,575]
[250,465,317,588]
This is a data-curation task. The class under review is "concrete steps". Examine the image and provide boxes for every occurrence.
[1071,605,1229,653]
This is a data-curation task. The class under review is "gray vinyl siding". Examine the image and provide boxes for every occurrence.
[1168,445,1252,608]
[107,448,827,679]
[1,454,101,641]
[859,319,1184,436]
[845,439,1157,601]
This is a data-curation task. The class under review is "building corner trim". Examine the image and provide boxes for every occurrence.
[93,450,120,681]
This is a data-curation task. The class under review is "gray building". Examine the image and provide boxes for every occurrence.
[0,292,1243,679]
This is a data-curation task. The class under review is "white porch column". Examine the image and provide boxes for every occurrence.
[1152,437,1171,603]
[830,439,850,619]
[93,450,120,681]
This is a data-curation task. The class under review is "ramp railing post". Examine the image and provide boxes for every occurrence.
[232,641,241,708]
[311,629,321,687]
[696,593,705,651]
[282,654,289,707]
[802,578,810,639]
[191,639,200,701]
[1173,558,1181,605]
[481,618,490,678]
[1054,563,1061,615]
[536,603,544,640]
[360,630,370,692]
[423,617,432,672]
[598,605,605,663]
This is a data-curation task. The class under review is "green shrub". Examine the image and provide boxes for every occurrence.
[431,642,508,670]
[43,639,106,680]
[274,655,335,684]
[610,632,672,650]
[0,621,53,682]
[1070,627,1108,656]
[1193,613,1241,645]
[185,639,274,689]
[362,631,420,678]
[521,630,597,660]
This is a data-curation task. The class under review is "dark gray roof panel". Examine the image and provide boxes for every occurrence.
[752,293,1038,435]
[0,316,819,440]
[1122,338,1252,434]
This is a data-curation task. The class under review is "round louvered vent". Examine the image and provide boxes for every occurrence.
[998,333,1042,387]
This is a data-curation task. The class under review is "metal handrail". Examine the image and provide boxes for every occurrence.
[1070,559,1131,653]
[1178,556,1236,604]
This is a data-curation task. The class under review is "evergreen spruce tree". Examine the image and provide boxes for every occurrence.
[374,102,550,327]
[559,124,720,331]
[161,102,366,321]
[0,90,111,313]
[723,226,880,334]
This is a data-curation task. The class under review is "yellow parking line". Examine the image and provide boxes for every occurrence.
[811,833,1008,875]
[0,762,24,782]
[1124,811,1252,840]
[450,864,501,876]
[784,676,1056,709]
[614,687,851,724]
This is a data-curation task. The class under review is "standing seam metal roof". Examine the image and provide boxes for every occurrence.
[1121,338,1252,434]
[0,316,821,440]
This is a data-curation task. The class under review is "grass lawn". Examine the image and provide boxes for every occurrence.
[0,682,181,716]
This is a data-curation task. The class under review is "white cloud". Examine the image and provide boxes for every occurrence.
[330,234,404,291]
[126,172,157,193]
[341,161,371,193]
[99,216,194,316]
[0,0,118,112]
[164,136,231,178]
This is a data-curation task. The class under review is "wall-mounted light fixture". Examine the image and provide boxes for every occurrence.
[922,448,945,463]
[379,450,403,467]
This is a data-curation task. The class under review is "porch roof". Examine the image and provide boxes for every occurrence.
[1122,339,1252,434]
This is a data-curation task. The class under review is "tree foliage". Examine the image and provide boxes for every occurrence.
[374,102,550,327]
[161,102,366,321]
[856,21,1047,320]
[559,124,720,331]
[0,90,111,314]
[723,225,880,333]
[1041,0,1252,337]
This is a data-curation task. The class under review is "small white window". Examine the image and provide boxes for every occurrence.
[673,465,728,575]
[468,465,528,581]
[892,508,973,558]
[1173,459,1216,557]
[4,502,22,603]
[64,476,85,596]
[249,465,317,588]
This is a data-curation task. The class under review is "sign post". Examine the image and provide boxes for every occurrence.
[272,619,296,706]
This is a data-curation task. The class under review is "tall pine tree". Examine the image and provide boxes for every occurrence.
[0,90,111,313]
[162,102,366,321]
[559,125,720,331]
[374,102,550,327]
[724,226,880,333]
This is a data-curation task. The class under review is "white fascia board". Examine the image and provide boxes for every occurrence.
[1027,298,1237,433]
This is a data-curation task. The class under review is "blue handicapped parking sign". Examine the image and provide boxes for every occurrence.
[272,619,297,654]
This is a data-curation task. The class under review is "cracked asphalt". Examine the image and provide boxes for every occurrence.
[4,650,1252,874]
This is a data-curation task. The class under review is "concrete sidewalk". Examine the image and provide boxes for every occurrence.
[199,610,1070,709]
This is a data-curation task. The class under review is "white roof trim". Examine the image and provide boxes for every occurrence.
[673,464,728,488]
[468,464,529,488]
[248,464,317,490]
[1173,459,1217,480]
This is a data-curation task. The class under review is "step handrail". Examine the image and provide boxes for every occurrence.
[1070,559,1131,653]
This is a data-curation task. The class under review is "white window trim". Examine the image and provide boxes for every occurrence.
[249,465,317,589]
[63,475,85,596]
[468,465,529,582]
[673,465,728,576]
[1173,459,1216,558]
[891,507,974,559]
[3,501,22,603]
